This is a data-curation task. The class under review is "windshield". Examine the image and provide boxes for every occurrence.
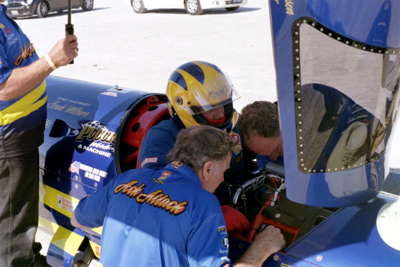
[293,17,400,174]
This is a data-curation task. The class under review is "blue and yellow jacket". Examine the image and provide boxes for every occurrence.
[0,5,47,158]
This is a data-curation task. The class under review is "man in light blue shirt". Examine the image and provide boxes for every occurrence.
[72,126,285,266]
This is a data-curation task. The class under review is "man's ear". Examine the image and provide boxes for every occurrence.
[202,161,214,181]
[197,161,214,190]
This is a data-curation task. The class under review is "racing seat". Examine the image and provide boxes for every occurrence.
[121,95,169,171]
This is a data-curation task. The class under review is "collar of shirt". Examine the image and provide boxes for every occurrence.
[164,162,203,188]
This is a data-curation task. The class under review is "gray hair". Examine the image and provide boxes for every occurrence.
[167,125,233,171]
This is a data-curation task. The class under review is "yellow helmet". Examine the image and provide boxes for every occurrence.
[166,61,240,131]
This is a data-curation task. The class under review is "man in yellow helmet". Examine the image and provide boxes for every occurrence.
[138,61,245,204]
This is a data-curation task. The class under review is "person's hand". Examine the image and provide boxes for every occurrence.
[253,225,285,256]
[47,35,78,68]
[234,225,285,267]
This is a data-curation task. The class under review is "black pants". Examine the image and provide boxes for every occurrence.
[0,150,43,267]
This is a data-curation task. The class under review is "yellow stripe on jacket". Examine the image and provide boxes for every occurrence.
[0,80,47,126]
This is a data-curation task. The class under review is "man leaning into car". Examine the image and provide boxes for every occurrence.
[71,125,285,266]
[0,1,78,266]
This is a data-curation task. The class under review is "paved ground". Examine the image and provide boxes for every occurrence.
[17,0,276,107]
[11,0,400,263]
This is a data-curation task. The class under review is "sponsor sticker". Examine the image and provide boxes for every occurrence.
[230,133,242,155]
[69,161,108,182]
[140,157,158,169]
[57,195,74,213]
[96,247,100,257]
[218,226,227,233]
[153,171,171,184]
[171,161,183,169]
[76,121,117,144]
[223,236,229,249]
[208,86,229,100]
[101,91,118,97]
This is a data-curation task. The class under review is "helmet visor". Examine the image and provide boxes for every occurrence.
[188,77,241,115]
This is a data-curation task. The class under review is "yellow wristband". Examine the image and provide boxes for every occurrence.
[45,54,57,70]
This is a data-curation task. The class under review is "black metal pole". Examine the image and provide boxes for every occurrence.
[65,0,74,64]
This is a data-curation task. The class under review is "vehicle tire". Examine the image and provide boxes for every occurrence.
[185,0,203,15]
[131,0,146,14]
[226,6,240,12]
[36,1,49,18]
[82,0,94,11]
